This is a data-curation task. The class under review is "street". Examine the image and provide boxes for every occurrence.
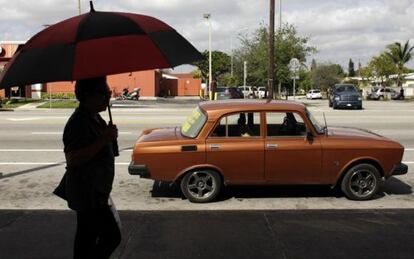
[0,99,413,210]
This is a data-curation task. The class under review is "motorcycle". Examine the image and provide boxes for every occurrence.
[117,87,140,100]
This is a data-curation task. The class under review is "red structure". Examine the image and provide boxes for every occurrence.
[1,42,201,99]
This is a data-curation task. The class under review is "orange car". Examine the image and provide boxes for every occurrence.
[129,100,407,202]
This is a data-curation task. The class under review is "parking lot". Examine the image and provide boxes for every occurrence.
[0,98,413,210]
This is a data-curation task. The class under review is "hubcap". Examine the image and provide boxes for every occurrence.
[350,170,376,198]
[186,171,215,199]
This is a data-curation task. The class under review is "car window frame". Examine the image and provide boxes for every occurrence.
[264,110,309,139]
[208,111,263,139]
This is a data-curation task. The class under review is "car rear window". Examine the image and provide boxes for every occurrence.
[181,107,207,138]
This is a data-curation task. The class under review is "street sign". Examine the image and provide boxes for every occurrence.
[289,58,300,72]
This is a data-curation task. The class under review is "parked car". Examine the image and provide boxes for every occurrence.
[306,89,322,99]
[368,87,400,100]
[129,100,407,203]
[329,84,362,109]
[257,86,267,99]
[215,87,243,100]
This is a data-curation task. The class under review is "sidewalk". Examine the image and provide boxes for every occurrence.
[13,102,47,111]
[1,209,413,259]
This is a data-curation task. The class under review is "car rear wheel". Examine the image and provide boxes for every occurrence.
[341,164,381,200]
[180,170,222,203]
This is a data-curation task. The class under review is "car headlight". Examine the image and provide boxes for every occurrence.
[358,97,362,101]
[334,96,340,101]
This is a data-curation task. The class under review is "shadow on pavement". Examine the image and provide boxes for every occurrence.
[150,178,412,201]
[0,162,65,179]
[379,177,412,195]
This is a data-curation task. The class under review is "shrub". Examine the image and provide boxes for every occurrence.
[41,92,76,99]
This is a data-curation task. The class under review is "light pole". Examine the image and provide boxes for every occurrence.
[203,13,212,99]
[78,0,81,15]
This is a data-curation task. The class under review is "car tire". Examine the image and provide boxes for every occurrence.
[333,102,337,109]
[341,163,381,201]
[180,169,222,203]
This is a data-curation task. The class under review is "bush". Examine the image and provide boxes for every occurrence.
[41,92,76,99]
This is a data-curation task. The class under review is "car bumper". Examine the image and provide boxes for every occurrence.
[387,163,408,178]
[335,100,362,108]
[128,162,150,178]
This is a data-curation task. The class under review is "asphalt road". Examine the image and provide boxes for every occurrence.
[1,209,413,259]
[0,99,413,210]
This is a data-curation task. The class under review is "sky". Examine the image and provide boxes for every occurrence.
[1,0,413,72]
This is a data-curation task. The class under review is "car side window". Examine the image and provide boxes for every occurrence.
[266,112,306,137]
[210,112,261,138]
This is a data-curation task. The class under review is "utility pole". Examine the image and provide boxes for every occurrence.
[268,0,275,101]
[278,0,282,97]
[78,0,81,15]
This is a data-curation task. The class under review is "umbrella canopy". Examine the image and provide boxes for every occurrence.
[0,2,202,88]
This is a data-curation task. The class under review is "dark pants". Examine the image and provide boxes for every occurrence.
[74,206,121,259]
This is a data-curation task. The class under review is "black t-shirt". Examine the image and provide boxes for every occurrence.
[63,107,114,211]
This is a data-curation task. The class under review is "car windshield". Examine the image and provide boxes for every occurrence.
[305,108,324,134]
[181,107,207,138]
[335,85,357,93]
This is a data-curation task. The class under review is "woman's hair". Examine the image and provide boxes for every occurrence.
[75,77,107,102]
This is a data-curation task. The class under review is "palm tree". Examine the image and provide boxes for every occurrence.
[385,40,414,89]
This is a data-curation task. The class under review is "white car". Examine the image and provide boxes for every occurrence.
[240,86,258,98]
[257,86,266,98]
[306,89,322,99]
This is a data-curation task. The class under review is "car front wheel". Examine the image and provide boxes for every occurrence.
[341,164,381,200]
[180,170,222,203]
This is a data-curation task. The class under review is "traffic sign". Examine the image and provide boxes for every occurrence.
[289,58,300,72]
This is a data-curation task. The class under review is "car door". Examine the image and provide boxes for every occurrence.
[264,111,322,184]
[206,112,265,184]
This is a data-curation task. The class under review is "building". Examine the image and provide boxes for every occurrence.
[0,41,27,99]
[1,42,201,99]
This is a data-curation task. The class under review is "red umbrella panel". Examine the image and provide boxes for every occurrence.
[0,4,202,88]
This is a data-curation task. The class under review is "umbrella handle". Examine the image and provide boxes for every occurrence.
[107,104,119,157]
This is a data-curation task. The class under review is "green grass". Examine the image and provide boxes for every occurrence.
[37,100,79,108]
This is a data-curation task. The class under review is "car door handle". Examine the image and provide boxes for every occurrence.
[209,144,220,150]
[266,143,278,149]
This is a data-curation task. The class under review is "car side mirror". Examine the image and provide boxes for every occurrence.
[306,131,314,142]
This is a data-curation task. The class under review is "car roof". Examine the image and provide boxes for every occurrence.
[199,100,306,119]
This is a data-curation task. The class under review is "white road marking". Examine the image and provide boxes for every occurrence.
[0,149,133,152]
[7,117,67,121]
[0,149,62,152]
[31,132,132,135]
[0,162,130,165]
[31,132,61,135]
